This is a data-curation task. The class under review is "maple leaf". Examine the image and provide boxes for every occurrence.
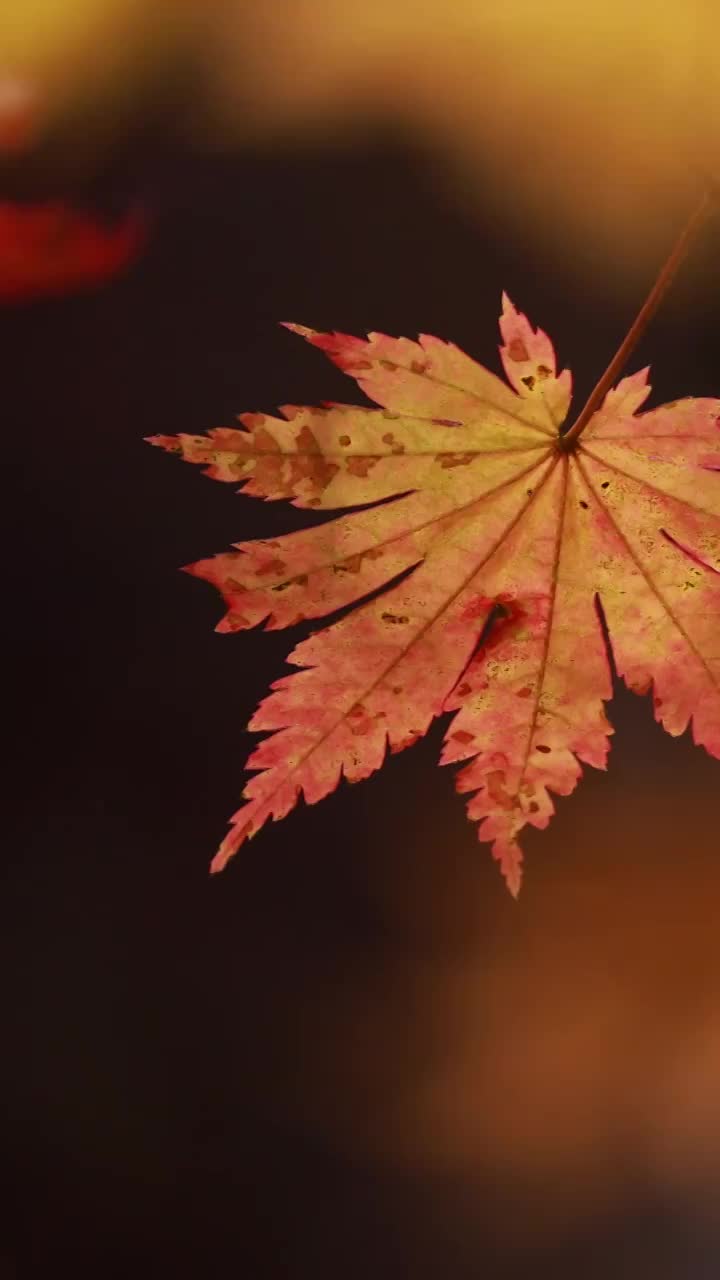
[0,201,147,302]
[150,293,720,895]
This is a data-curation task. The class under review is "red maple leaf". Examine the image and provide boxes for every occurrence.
[0,201,146,302]
[150,218,720,895]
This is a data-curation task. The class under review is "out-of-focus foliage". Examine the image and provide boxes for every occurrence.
[0,200,146,300]
[0,2,716,279]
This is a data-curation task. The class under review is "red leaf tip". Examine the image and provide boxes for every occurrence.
[281,321,315,339]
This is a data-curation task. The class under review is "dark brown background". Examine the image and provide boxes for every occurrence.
[3,95,720,1277]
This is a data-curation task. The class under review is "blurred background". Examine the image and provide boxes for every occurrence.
[3,2,720,1276]
[1,0,720,275]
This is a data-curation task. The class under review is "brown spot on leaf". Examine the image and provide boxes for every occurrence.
[456,682,471,698]
[439,452,475,468]
[242,427,287,492]
[349,703,365,718]
[486,770,514,810]
[507,338,529,362]
[432,418,462,427]
[536,364,552,379]
[296,424,321,454]
[411,359,429,375]
[452,729,475,745]
[250,425,281,453]
[490,752,509,769]
[391,685,403,694]
[225,612,250,630]
[536,743,551,753]
[529,801,540,813]
[381,429,405,454]
[287,425,341,493]
[381,611,410,625]
[256,557,288,577]
[346,455,378,478]
[338,434,351,446]
[521,375,536,390]
[380,359,398,371]
[516,686,533,698]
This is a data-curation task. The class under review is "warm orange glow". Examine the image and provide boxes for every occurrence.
[254,774,720,1244]
[1,2,716,282]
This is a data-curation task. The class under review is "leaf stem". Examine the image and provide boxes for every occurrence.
[560,189,717,450]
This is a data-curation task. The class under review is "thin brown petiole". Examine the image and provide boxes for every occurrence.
[559,188,718,451]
